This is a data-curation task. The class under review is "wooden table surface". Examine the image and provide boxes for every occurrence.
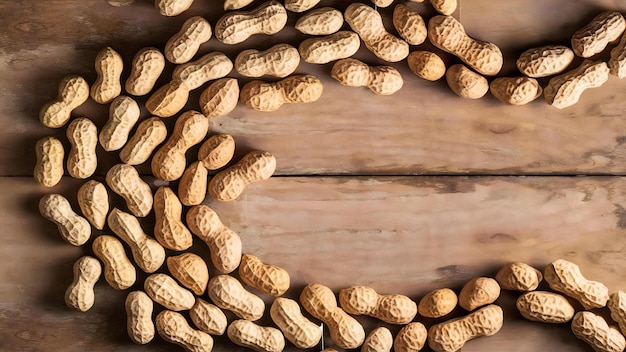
[2,0,626,351]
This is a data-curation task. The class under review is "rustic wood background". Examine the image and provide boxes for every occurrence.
[2,0,626,351]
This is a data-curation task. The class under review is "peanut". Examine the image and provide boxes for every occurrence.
[270,297,322,349]
[198,134,235,170]
[172,52,233,90]
[458,277,500,311]
[106,163,153,217]
[362,326,392,352]
[431,0,456,15]
[125,47,165,96]
[295,7,343,35]
[199,78,239,118]
[39,75,89,128]
[99,95,140,151]
[392,4,427,45]
[407,51,446,81]
[153,186,193,250]
[155,0,194,16]
[446,64,489,99]
[107,208,165,273]
[65,256,101,312]
[66,117,98,179]
[119,117,167,165]
[145,80,190,118]
[516,45,575,78]
[178,161,208,206]
[152,110,209,181]
[156,310,214,352]
[609,34,626,78]
[572,311,626,352]
[572,11,626,58]
[215,1,287,45]
[544,258,609,309]
[331,58,403,95]
[39,194,91,246]
[298,31,361,64]
[207,275,265,321]
[227,319,285,352]
[167,253,208,296]
[609,291,626,336]
[239,253,290,296]
[394,322,427,352]
[235,44,299,78]
[208,150,276,201]
[544,60,609,109]
[241,75,323,111]
[428,304,503,352]
[489,77,542,105]
[516,291,575,323]
[495,262,543,291]
[224,0,253,10]
[144,273,195,311]
[190,298,228,335]
[428,15,503,76]
[284,0,320,12]
[371,0,393,7]
[90,47,123,104]
[34,136,64,187]
[165,16,212,64]
[300,283,365,349]
[186,205,242,273]
[345,3,409,62]
[339,285,417,324]
[125,291,154,344]
[418,288,457,318]
[77,180,109,230]
[92,235,136,290]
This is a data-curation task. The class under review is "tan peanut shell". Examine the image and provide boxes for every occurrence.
[34,136,64,187]
[99,95,140,151]
[544,60,609,109]
[431,0,457,15]
[167,253,208,296]
[572,311,626,352]
[418,288,457,318]
[144,273,195,311]
[146,80,190,118]
[65,256,101,312]
[125,291,154,344]
[172,52,233,90]
[300,283,365,349]
[270,297,322,349]
[186,205,242,273]
[215,1,287,44]
[107,208,165,273]
[429,15,503,76]
[241,75,323,112]
[495,262,543,291]
[91,47,123,104]
[407,51,446,81]
[609,34,626,78]
[572,11,626,58]
[285,0,320,12]
[516,45,575,78]
[156,310,214,352]
[295,7,343,35]
[92,235,136,290]
[120,117,167,165]
[339,286,417,325]
[207,275,265,321]
[39,194,91,246]
[199,78,239,118]
[393,4,427,45]
[239,253,290,296]
[235,44,299,78]
[299,31,361,64]
[544,259,609,309]
[371,0,393,7]
[155,0,194,16]
[331,58,403,95]
[345,3,409,62]
[516,291,575,323]
[227,319,285,352]
[66,117,98,179]
[458,277,500,311]
[198,134,235,170]
[362,326,392,352]
[40,75,89,128]
[106,163,153,217]
[209,150,276,201]
[446,64,489,99]
[152,110,209,181]
[489,77,542,105]
[165,16,212,64]
[178,161,208,206]
[191,298,228,335]
[125,47,165,96]
[224,0,253,10]
[394,322,427,352]
[77,180,109,230]
[153,186,193,250]
[609,291,626,335]
[428,304,503,352]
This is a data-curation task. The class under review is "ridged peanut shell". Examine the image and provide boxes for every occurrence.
[572,11,626,58]
[393,4,427,45]
[92,235,136,290]
[516,291,575,323]
[106,163,153,217]
[119,117,167,165]
[295,7,343,35]
[178,161,208,206]
[331,58,403,95]
[125,291,154,344]
[394,322,427,352]
[65,256,101,312]
[144,273,195,311]
[235,44,299,78]
[145,80,190,118]
[172,52,233,90]
[239,253,290,296]
[428,304,503,352]
[34,136,64,187]
[458,277,500,311]
[90,47,123,104]
[299,31,361,64]
[207,275,265,321]
[270,297,321,349]
[516,45,574,78]
[190,298,228,335]
[153,186,193,250]
[227,319,285,352]
[99,95,140,151]
[125,47,165,96]
[446,64,488,99]
[209,150,276,201]
[77,180,109,230]
[609,291,626,335]
[609,34,626,78]
[489,77,542,105]
[156,310,214,351]
[544,258,609,309]
[165,16,212,64]
[363,326,393,352]
[167,253,209,295]
[40,75,89,128]
[495,262,543,291]
[66,117,98,179]
[240,75,323,111]
[40,193,91,246]
[418,288,457,318]
[544,61,609,109]
[155,0,194,16]
[407,51,446,81]
[215,1,287,44]
[198,134,235,170]
[572,311,626,352]
[284,0,320,12]
[199,78,239,118]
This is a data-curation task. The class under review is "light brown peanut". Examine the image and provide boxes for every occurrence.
[240,75,323,111]
[65,256,101,312]
[146,80,190,118]
[362,326,392,352]
[144,273,195,311]
[77,180,109,230]
[345,3,409,62]
[120,117,167,165]
[516,45,575,78]
[156,310,214,352]
[299,31,361,64]
[394,323,427,352]
[428,15,503,76]
[34,136,64,187]
[178,161,208,206]
[300,283,365,349]
[125,47,165,96]
[431,0,456,15]
[224,0,253,10]
[125,291,154,344]
[106,163,153,217]
[339,285,417,324]
[191,298,228,335]
[610,34,626,78]
[107,208,165,273]
[215,1,287,44]
[239,253,290,296]
[186,205,242,273]
[199,78,239,118]
[207,275,265,321]
[393,4,427,45]
[544,258,609,309]
[428,304,503,352]
[198,134,235,170]
[295,7,343,35]
[458,277,500,311]
[165,16,212,64]
[155,0,194,16]
[92,235,136,290]
[572,11,626,58]
[446,64,489,99]
[66,117,98,179]
[544,60,609,109]
[609,291,626,335]
[99,95,140,151]
[572,311,626,352]
[208,150,276,201]
[227,319,285,352]
[489,77,542,105]
[152,110,209,181]
[371,0,393,7]
[39,194,91,246]
[153,186,193,250]
[167,253,208,296]
[40,75,89,128]
[516,291,575,324]
[407,51,446,81]
[270,297,322,349]
[235,44,299,78]
[331,58,403,95]
[418,288,457,318]
[284,0,320,12]
[495,262,543,291]
[91,47,123,104]
[172,52,233,90]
